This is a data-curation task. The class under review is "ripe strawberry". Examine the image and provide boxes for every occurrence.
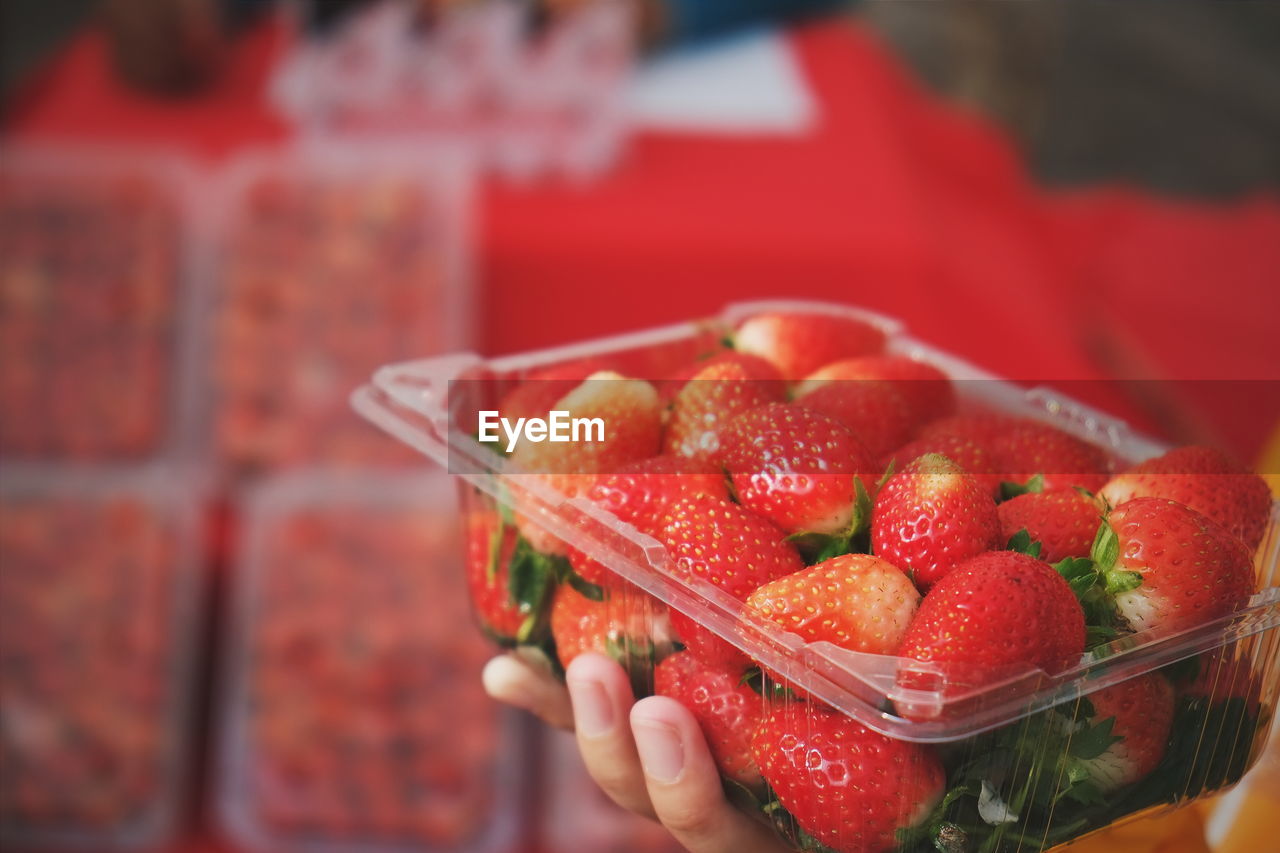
[654,652,764,788]
[747,554,919,654]
[881,434,1003,497]
[1095,498,1255,634]
[567,455,728,588]
[752,703,944,853]
[662,353,786,461]
[510,372,663,555]
[896,551,1085,718]
[1179,651,1262,717]
[998,488,1102,563]
[719,404,877,536]
[465,509,528,643]
[1077,674,1175,793]
[871,453,1002,591]
[920,415,1111,494]
[733,311,886,380]
[655,349,770,403]
[496,357,616,424]
[549,583,673,670]
[792,379,915,459]
[1099,446,1272,551]
[798,355,956,427]
[659,497,804,670]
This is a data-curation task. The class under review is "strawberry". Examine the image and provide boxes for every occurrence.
[465,509,529,643]
[746,554,919,655]
[1093,498,1255,634]
[496,357,616,424]
[662,353,786,461]
[567,455,728,588]
[659,497,804,670]
[733,311,886,380]
[792,379,915,459]
[920,415,1111,495]
[509,372,663,554]
[896,551,1085,718]
[798,355,956,426]
[653,651,764,788]
[752,703,944,853]
[1099,446,1272,551]
[1179,651,1262,717]
[1076,674,1175,793]
[871,453,1002,591]
[998,488,1102,563]
[549,583,673,670]
[655,349,769,403]
[881,434,1003,497]
[718,403,877,536]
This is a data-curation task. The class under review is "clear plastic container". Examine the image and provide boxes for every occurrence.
[352,300,1280,853]
[216,469,529,853]
[206,145,473,474]
[0,465,205,850]
[0,145,202,463]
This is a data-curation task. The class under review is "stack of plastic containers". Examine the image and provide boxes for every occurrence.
[205,143,539,853]
[353,300,1280,853]
[0,147,207,851]
[217,471,528,853]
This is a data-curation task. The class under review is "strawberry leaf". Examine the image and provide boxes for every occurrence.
[1007,528,1043,558]
[875,458,897,493]
[564,570,605,602]
[1090,521,1120,573]
[1000,474,1045,501]
[1104,570,1143,596]
[1068,717,1121,760]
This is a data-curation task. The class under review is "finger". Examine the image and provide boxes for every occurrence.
[631,696,787,853]
[566,653,657,820]
[481,654,574,730]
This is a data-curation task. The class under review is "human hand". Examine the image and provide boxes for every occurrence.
[482,652,790,853]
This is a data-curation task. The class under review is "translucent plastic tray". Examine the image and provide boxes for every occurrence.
[0,145,203,463]
[0,465,205,850]
[205,145,473,474]
[353,300,1280,852]
[216,469,528,853]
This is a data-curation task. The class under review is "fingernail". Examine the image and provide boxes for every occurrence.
[568,677,614,738]
[634,721,685,784]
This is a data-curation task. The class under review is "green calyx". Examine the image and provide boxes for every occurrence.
[999,474,1045,502]
[785,477,876,564]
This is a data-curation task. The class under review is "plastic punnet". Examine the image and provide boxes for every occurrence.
[352,300,1279,853]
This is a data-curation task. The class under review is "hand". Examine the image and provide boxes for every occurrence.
[482,652,789,853]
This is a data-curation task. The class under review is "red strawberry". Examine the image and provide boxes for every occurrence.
[752,703,944,853]
[1096,498,1255,634]
[798,355,956,426]
[733,311,886,380]
[991,420,1112,494]
[896,551,1085,718]
[567,455,728,588]
[747,554,919,654]
[497,357,616,424]
[510,372,663,554]
[655,350,772,403]
[871,453,1002,591]
[662,353,786,461]
[659,497,804,670]
[654,652,764,788]
[465,509,527,642]
[1077,674,1175,793]
[549,583,673,670]
[1179,651,1262,717]
[919,415,1111,494]
[1099,446,1272,551]
[792,379,915,459]
[998,488,1102,563]
[881,434,1003,497]
[719,404,877,536]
